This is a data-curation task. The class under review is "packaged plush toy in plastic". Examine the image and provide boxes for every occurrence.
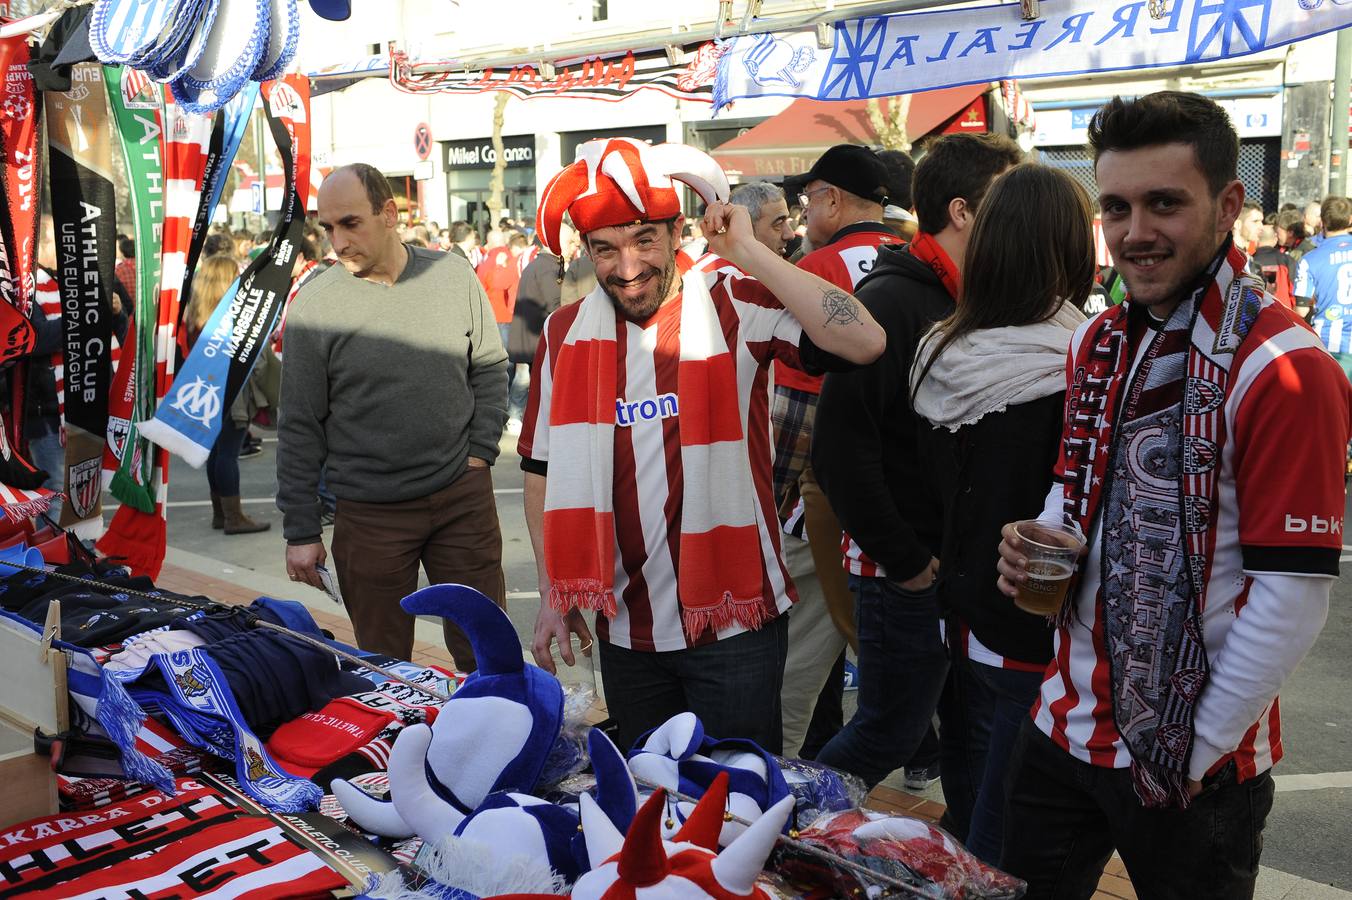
[772,809,1027,899]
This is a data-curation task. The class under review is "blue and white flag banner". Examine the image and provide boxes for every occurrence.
[713,0,1352,109]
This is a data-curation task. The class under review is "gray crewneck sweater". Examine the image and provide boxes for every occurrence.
[276,246,508,543]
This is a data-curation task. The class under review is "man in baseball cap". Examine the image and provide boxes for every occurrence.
[772,144,905,758]
[520,137,885,753]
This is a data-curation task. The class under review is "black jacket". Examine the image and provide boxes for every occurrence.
[811,243,953,583]
[918,392,1064,665]
[509,251,563,364]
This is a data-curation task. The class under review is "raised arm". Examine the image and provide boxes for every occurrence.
[702,201,885,364]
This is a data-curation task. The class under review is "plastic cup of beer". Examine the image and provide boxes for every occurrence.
[1011,520,1085,616]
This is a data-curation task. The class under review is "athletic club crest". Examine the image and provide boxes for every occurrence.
[107,415,131,460]
[267,81,306,124]
[1182,435,1218,476]
[67,457,102,519]
[120,69,160,110]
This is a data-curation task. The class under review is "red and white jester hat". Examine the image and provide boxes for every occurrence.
[536,138,730,255]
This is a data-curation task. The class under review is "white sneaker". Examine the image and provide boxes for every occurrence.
[506,418,523,436]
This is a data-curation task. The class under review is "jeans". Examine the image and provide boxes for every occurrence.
[28,429,64,523]
[815,575,949,788]
[799,649,844,759]
[206,417,247,496]
[937,652,1046,864]
[507,363,530,422]
[1002,719,1275,900]
[598,613,789,754]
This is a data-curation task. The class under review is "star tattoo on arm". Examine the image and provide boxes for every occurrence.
[822,289,861,326]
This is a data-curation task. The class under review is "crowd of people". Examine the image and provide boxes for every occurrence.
[204,89,1350,900]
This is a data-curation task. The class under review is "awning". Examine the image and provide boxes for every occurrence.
[712,83,989,179]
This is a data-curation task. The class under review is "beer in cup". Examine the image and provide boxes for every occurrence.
[1012,520,1085,616]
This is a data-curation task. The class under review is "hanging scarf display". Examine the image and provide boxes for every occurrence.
[142,75,310,467]
[1060,242,1264,808]
[178,81,259,326]
[0,36,53,521]
[99,66,163,502]
[45,63,118,531]
[0,40,33,366]
[99,86,213,578]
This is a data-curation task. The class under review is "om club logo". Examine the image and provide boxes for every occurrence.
[171,376,222,427]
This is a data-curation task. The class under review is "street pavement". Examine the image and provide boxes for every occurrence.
[143,428,1351,894]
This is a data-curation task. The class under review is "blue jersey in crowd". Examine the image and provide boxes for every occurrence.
[1296,234,1352,354]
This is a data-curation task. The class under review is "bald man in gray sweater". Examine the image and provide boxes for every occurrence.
[277,164,508,670]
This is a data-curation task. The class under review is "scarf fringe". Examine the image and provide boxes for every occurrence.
[1131,760,1192,810]
[549,580,617,619]
[0,492,53,522]
[681,592,768,638]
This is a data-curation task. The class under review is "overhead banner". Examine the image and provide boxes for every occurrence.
[391,41,726,102]
[46,63,117,531]
[713,0,1352,109]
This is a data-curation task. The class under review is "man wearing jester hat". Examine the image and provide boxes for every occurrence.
[518,138,885,753]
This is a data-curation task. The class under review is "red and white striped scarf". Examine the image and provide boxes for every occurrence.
[543,266,768,637]
[99,90,213,578]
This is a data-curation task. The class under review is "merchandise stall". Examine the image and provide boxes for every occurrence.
[0,1,1347,898]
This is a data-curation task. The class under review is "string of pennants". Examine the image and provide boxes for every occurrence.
[388,41,729,103]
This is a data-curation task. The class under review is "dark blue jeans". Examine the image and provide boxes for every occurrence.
[937,651,1046,864]
[597,613,789,754]
[1002,719,1274,900]
[815,575,948,788]
[206,417,247,496]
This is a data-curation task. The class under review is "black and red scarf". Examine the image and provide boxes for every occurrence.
[1061,241,1266,808]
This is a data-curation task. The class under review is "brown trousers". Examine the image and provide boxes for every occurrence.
[331,465,506,670]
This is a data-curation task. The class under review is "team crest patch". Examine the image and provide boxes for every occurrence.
[1184,378,1224,415]
[1183,435,1219,476]
[67,457,102,519]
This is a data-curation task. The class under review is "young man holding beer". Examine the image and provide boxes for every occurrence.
[995,91,1352,899]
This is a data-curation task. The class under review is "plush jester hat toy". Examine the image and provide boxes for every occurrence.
[495,771,796,900]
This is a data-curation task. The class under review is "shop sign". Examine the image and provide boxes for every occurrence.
[1033,93,1281,146]
[443,135,535,170]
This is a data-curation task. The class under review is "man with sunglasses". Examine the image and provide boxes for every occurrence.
[771,145,904,758]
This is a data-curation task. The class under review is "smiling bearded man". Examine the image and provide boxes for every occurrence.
[517,138,885,753]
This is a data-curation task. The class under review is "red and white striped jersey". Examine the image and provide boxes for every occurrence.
[1033,304,1351,780]
[518,254,814,651]
[775,224,902,394]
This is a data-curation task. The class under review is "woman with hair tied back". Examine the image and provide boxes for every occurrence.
[909,163,1095,865]
[182,254,271,535]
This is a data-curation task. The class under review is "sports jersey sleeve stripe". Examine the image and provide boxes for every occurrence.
[1227,323,1352,558]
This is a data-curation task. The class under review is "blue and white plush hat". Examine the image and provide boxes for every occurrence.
[626,713,791,847]
[335,585,565,839]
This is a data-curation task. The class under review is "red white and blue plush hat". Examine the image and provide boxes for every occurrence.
[627,712,791,848]
[535,138,730,255]
[334,585,565,839]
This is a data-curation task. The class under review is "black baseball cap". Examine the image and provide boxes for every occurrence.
[798,145,890,205]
